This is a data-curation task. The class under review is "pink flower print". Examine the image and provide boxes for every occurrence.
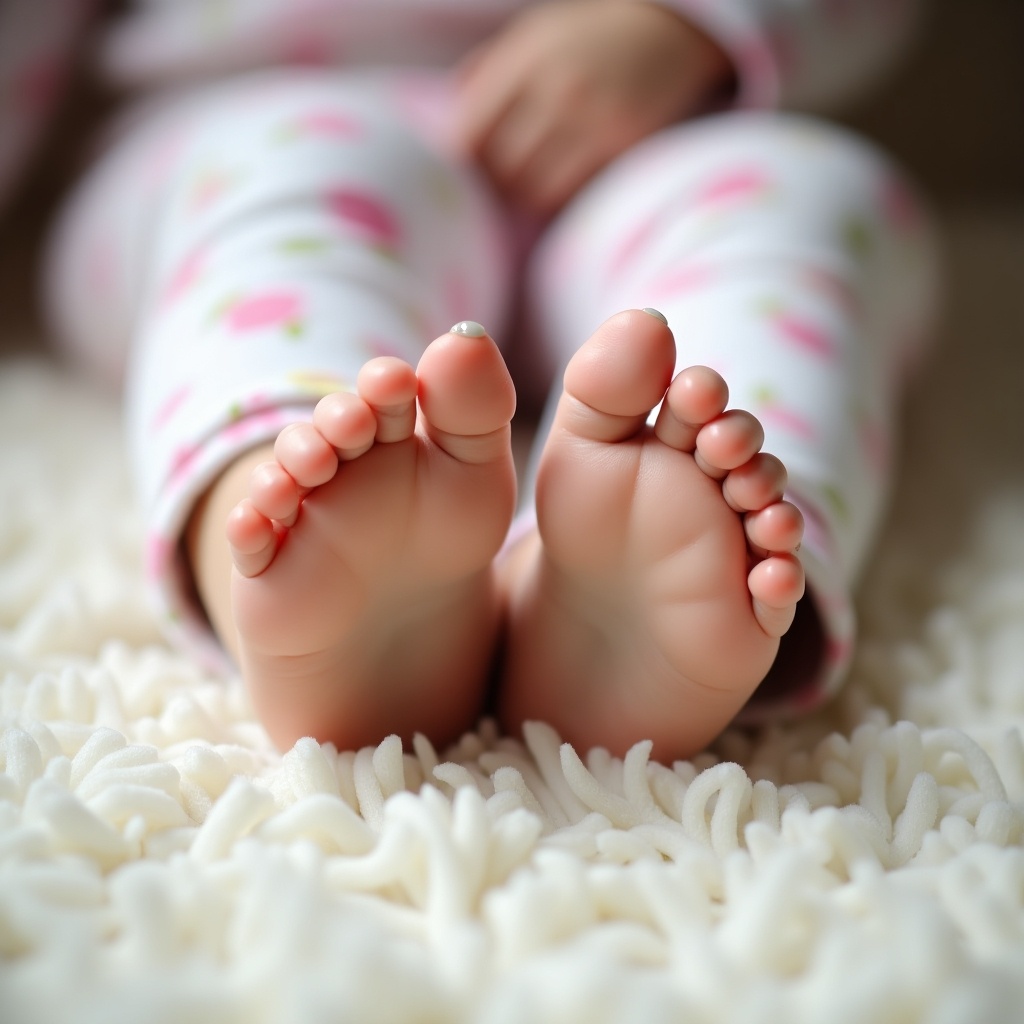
[282,35,336,66]
[287,371,354,398]
[144,535,174,583]
[646,263,715,301]
[168,443,202,489]
[605,215,661,281]
[161,248,206,307]
[801,267,862,319]
[221,405,292,444]
[694,167,772,207]
[151,384,191,434]
[189,168,239,214]
[754,385,818,441]
[224,290,306,338]
[760,300,837,360]
[325,189,403,253]
[290,110,362,139]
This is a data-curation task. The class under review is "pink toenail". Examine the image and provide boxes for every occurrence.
[450,320,487,337]
[642,307,669,325]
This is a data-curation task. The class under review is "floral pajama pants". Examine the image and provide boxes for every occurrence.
[45,68,939,717]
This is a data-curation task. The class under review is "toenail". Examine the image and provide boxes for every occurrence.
[641,307,669,325]
[450,320,487,337]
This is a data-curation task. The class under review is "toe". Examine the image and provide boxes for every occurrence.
[274,422,339,489]
[745,501,804,555]
[249,460,303,525]
[312,391,377,460]
[654,365,729,450]
[357,357,419,443]
[748,554,805,637]
[695,410,765,479]
[722,453,788,513]
[418,323,516,434]
[417,323,516,463]
[226,498,280,578]
[558,309,677,444]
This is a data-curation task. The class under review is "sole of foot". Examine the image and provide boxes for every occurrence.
[224,321,518,750]
[500,308,805,761]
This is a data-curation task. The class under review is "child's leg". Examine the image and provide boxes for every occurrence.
[46,70,518,750]
[503,113,938,759]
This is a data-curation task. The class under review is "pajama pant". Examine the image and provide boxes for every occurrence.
[45,68,939,719]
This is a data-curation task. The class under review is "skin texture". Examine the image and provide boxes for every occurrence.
[188,312,804,759]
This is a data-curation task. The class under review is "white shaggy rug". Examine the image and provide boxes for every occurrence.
[2,211,1023,1023]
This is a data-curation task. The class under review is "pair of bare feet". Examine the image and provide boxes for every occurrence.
[188,309,805,760]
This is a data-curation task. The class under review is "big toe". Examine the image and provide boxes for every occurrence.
[417,321,516,461]
[559,309,677,443]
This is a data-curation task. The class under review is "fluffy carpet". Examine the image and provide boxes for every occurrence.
[1,209,1023,1023]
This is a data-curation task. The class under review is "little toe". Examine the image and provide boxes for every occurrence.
[312,391,378,460]
[356,357,419,443]
[745,501,804,556]
[722,453,788,513]
[694,410,765,479]
[654,365,729,451]
[248,460,303,525]
[226,498,280,578]
[274,422,340,489]
[748,554,805,637]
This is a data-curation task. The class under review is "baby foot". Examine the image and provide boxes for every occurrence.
[225,322,517,751]
[500,309,804,760]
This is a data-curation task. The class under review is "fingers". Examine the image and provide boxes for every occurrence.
[458,75,582,211]
[453,25,614,212]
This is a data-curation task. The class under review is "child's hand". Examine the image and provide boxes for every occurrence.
[453,1,732,215]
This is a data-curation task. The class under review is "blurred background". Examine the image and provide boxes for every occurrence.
[1,0,1021,362]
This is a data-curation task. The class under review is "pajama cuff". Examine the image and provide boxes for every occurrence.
[142,399,318,676]
[639,0,782,110]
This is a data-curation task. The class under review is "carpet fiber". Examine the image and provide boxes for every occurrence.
[1,209,1023,1022]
